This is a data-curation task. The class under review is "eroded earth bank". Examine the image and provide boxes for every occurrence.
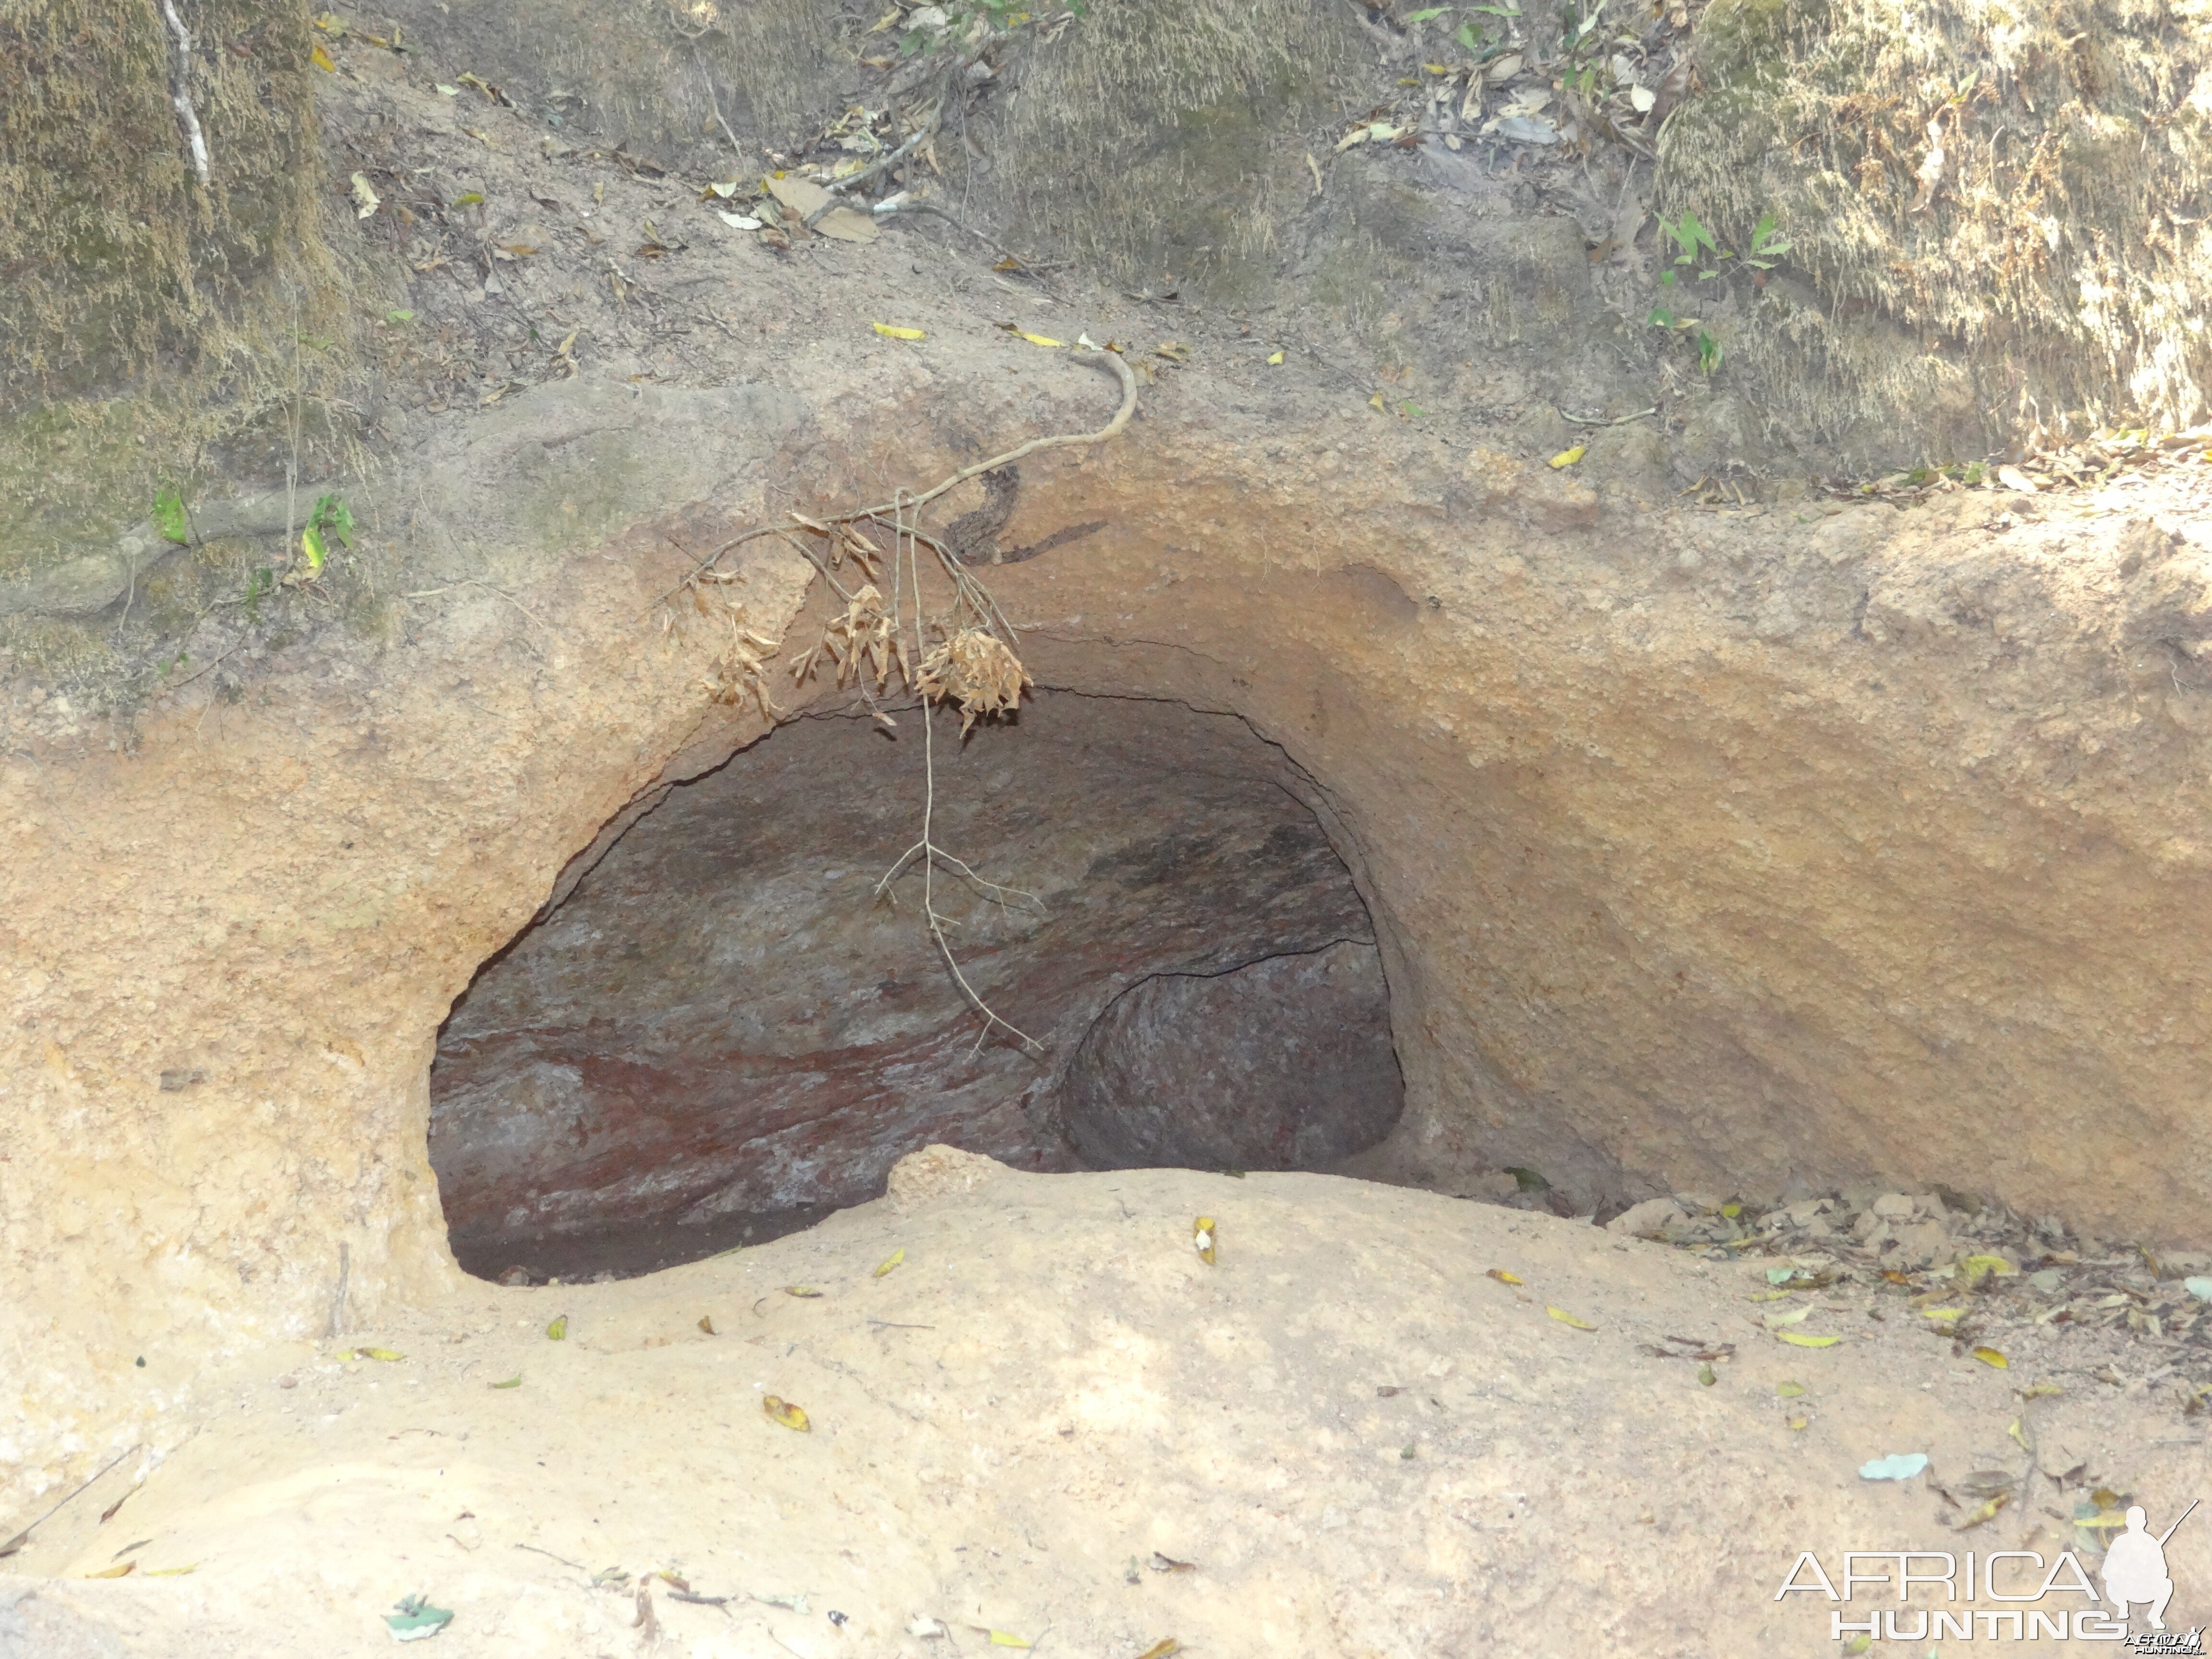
[5,0,2212,1651]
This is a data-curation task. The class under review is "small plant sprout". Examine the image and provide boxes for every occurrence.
[151,488,189,545]
[1744,213,1792,270]
[293,493,355,584]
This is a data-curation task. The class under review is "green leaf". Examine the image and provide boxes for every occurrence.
[385,308,415,324]
[300,524,326,576]
[313,493,355,548]
[453,191,484,206]
[1407,5,1450,16]
[1454,20,1480,48]
[1064,0,1088,13]
[152,489,189,545]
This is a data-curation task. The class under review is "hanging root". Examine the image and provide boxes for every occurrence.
[656,347,1136,1053]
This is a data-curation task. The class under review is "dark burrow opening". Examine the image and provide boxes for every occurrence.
[428,691,1404,1283]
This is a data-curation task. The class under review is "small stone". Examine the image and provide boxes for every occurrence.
[498,1264,531,1286]
[1606,1197,1687,1240]
[1871,1192,1917,1220]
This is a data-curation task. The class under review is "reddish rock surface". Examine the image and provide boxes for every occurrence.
[1063,939,1401,1171]
[427,692,1399,1274]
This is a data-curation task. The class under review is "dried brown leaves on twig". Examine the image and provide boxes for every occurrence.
[916,627,1032,733]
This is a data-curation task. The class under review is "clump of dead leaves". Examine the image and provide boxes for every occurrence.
[915,627,1032,733]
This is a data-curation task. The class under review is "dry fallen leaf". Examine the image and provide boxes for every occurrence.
[1778,1332,1842,1348]
[1547,1306,1596,1331]
[1014,331,1063,348]
[86,1562,136,1579]
[311,42,337,71]
[782,1286,823,1298]
[1487,1269,1523,1285]
[874,1248,905,1278]
[873,323,926,340]
[697,1315,716,1335]
[1135,1642,1181,1659]
[763,1395,811,1431]
[765,174,878,242]
[1958,1491,2013,1529]
[1972,1346,2009,1369]
[349,172,380,218]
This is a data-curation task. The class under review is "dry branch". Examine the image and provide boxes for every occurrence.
[655,347,1134,1054]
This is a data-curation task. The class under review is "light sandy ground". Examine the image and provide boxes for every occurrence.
[3,1151,2206,1657]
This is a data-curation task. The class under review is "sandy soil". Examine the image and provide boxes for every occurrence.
[3,1150,2204,1657]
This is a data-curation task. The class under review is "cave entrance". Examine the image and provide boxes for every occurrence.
[428,691,1403,1284]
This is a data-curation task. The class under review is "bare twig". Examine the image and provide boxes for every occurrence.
[871,349,1136,515]
[156,0,210,186]
[0,1445,140,1558]
[1559,405,1659,427]
[693,48,746,161]
[805,126,933,227]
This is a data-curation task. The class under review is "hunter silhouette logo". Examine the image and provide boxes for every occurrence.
[1776,1498,2200,1647]
[2110,1501,2195,1635]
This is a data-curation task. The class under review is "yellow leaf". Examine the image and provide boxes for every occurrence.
[1368,392,1386,411]
[1776,1381,1805,1397]
[1135,1643,1181,1659]
[1549,445,1587,469]
[143,1564,196,1577]
[763,1395,811,1431]
[1972,1346,2009,1369]
[498,242,538,257]
[782,1286,823,1298]
[874,1247,905,1278]
[1961,1254,2017,1284]
[347,1346,404,1362]
[1786,1416,1810,1430]
[2008,1417,2029,1449]
[2020,1382,2064,1399]
[1920,1307,1965,1322]
[311,42,337,71]
[452,191,484,206]
[697,1315,716,1335]
[1016,331,1063,348]
[1764,1307,1811,1329]
[87,1562,136,1578]
[545,1315,567,1340]
[1778,1332,1842,1348]
[1546,1306,1595,1331]
[873,323,926,340]
[1844,1637,1872,1656]
[490,1375,521,1389]
[1720,1202,1742,1218]
[986,1635,1032,1649]
[1193,1216,1217,1266]
[868,6,901,28]
[1486,1268,1523,1285]
[1266,350,1285,364]
[1960,1491,2012,1529]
